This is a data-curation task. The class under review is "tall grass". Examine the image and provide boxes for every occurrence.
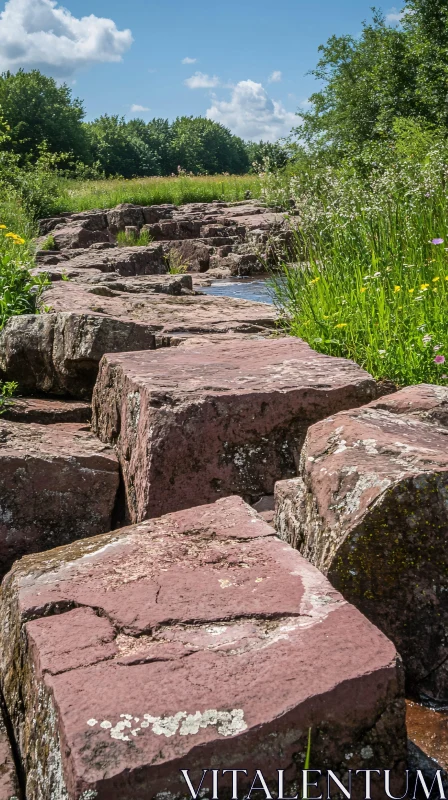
[271,188,448,386]
[55,173,261,214]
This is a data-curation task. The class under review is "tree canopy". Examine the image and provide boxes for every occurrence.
[298,0,448,157]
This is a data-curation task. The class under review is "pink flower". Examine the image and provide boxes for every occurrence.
[434,355,446,364]
[431,238,444,245]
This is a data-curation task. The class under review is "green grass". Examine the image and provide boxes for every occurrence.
[271,197,448,386]
[54,173,261,214]
[116,229,152,247]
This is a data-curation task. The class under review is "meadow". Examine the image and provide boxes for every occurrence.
[55,173,261,214]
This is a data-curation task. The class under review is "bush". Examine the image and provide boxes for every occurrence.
[116,229,152,247]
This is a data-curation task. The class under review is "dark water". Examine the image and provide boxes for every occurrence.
[200,277,274,305]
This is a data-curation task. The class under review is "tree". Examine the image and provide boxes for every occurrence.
[0,69,90,161]
[85,115,152,178]
[245,140,290,171]
[170,117,249,174]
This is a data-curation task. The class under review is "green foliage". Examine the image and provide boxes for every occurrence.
[0,69,89,162]
[0,380,17,416]
[0,223,49,330]
[246,140,291,172]
[116,229,152,247]
[269,144,448,386]
[166,249,188,274]
[297,1,448,159]
[84,114,250,178]
[170,116,249,175]
[40,234,57,251]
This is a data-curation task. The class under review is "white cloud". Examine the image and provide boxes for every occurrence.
[131,104,150,112]
[386,7,405,22]
[182,56,197,64]
[184,71,220,89]
[0,0,133,77]
[268,70,282,83]
[207,80,297,142]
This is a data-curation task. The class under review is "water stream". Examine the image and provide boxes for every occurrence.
[200,276,275,305]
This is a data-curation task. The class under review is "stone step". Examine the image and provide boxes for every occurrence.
[92,337,378,521]
[0,496,407,799]
[0,396,91,424]
[0,419,119,577]
[274,384,448,701]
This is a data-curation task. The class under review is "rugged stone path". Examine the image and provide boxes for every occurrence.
[0,201,444,797]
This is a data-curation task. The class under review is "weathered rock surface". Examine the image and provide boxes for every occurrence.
[92,337,377,521]
[0,708,19,800]
[0,313,157,398]
[36,201,290,278]
[0,420,119,577]
[274,384,448,700]
[39,281,277,336]
[1,396,91,424]
[0,496,406,800]
[36,244,168,276]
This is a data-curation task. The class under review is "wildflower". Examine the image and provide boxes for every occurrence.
[12,237,25,245]
[422,335,432,344]
[433,277,440,282]
[431,238,444,245]
[434,345,442,352]
[309,277,320,285]
[360,287,367,293]
[373,272,381,277]
[434,355,446,364]
[408,289,415,294]
[5,232,16,238]
[420,283,430,290]
[335,323,348,329]
[0,224,6,229]
[393,285,401,293]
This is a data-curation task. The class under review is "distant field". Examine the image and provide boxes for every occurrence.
[56,174,262,213]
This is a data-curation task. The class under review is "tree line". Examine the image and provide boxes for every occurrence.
[0,69,288,178]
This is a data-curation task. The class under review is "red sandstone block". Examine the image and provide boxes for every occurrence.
[92,337,377,521]
[274,384,448,701]
[0,496,406,800]
[0,420,119,576]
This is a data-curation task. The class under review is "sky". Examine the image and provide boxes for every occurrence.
[0,0,405,141]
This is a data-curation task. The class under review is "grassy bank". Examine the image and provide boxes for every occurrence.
[55,173,261,214]
[270,166,448,386]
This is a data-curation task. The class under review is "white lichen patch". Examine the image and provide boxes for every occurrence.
[89,708,247,742]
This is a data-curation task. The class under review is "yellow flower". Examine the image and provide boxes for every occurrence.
[0,224,7,229]
[335,323,348,329]
[5,232,16,238]
[12,237,25,245]
[309,277,320,285]
[420,283,430,290]
[360,287,367,293]
[408,288,415,294]
[393,285,401,293]
[433,276,440,282]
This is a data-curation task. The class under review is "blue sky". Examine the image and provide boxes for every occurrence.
[0,0,404,141]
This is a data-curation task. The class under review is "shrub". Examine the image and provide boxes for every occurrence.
[40,234,57,251]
